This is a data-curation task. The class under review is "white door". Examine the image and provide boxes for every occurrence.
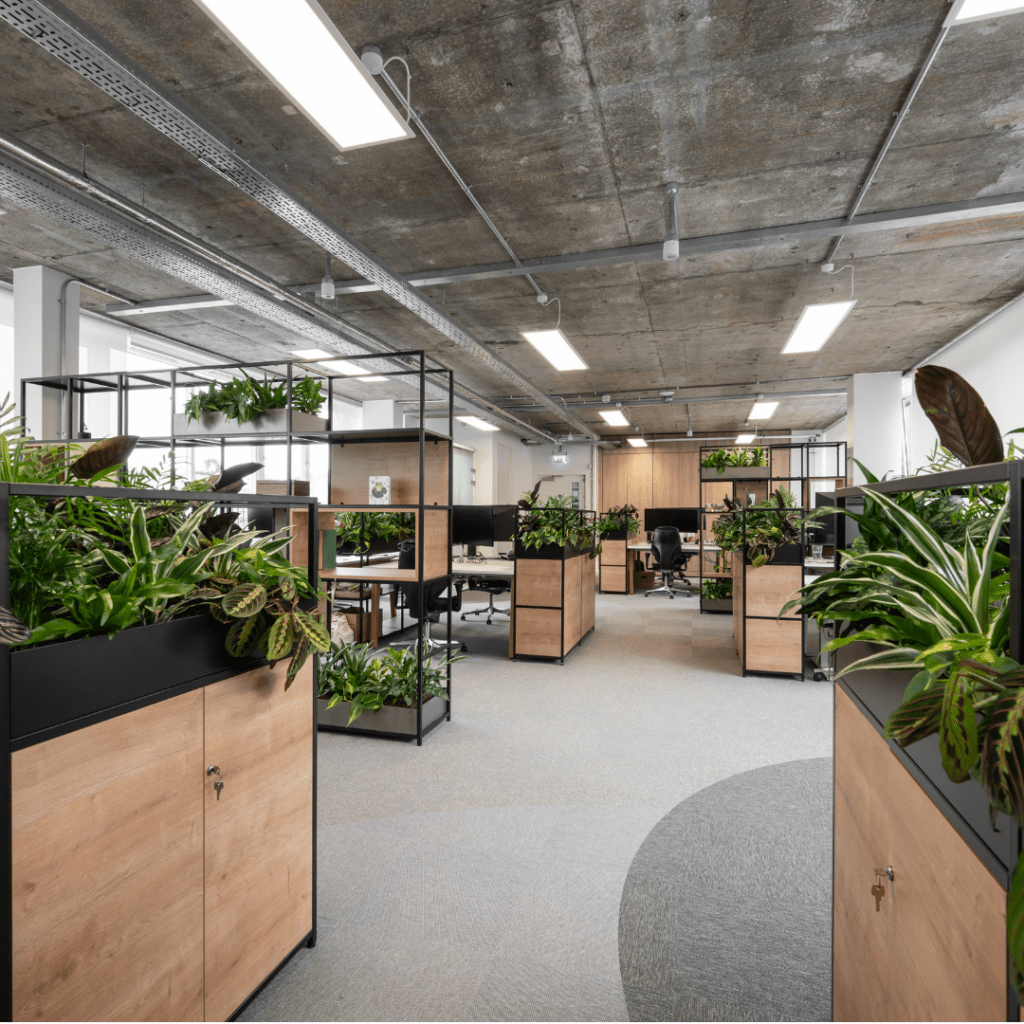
[538,474,585,508]
[453,447,474,504]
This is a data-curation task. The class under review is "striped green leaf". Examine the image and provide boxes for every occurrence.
[225,614,262,658]
[286,637,312,690]
[222,583,267,619]
[0,605,32,645]
[266,615,294,662]
[293,611,331,653]
[976,670,1024,825]
[836,646,924,679]
[128,505,152,562]
[278,576,297,602]
[939,672,978,783]
[1008,850,1024,999]
[885,686,943,746]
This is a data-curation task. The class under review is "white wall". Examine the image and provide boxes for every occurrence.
[531,443,597,509]
[908,294,1024,470]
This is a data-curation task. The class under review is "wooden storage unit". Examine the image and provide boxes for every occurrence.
[599,536,629,593]
[834,665,1016,1021]
[328,429,450,507]
[512,551,596,661]
[8,656,315,1023]
[732,556,803,676]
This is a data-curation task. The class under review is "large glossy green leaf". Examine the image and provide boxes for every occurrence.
[939,672,978,782]
[885,686,943,746]
[835,646,924,679]
[915,365,1004,467]
[128,505,152,562]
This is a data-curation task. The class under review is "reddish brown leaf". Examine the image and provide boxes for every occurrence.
[915,365,1003,466]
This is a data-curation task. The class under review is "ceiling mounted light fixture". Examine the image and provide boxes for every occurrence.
[626,437,648,447]
[663,181,680,261]
[190,0,414,151]
[736,433,757,445]
[781,300,856,354]
[748,400,779,420]
[291,348,332,359]
[107,296,234,316]
[945,0,1024,24]
[521,329,588,371]
[600,410,630,427]
[457,415,500,432]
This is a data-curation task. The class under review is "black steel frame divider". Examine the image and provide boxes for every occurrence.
[0,481,320,1022]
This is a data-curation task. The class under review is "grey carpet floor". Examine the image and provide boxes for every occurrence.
[239,591,833,1022]
[618,758,833,1022]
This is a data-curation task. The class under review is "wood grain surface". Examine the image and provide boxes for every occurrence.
[203,661,313,1022]
[514,607,562,658]
[562,556,582,652]
[12,691,206,1022]
[515,558,564,609]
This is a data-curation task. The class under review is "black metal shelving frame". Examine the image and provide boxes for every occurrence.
[22,350,457,746]
[832,460,1023,1021]
[697,440,846,618]
[0,481,321,1021]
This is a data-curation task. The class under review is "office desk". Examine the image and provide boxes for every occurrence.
[451,558,516,578]
[625,542,707,593]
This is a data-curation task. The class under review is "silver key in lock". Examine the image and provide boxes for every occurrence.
[214,780,224,800]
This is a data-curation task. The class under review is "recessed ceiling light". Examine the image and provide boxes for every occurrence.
[749,401,779,420]
[107,296,234,316]
[190,0,415,151]
[354,376,386,382]
[781,300,856,354]
[600,410,630,427]
[457,415,500,432]
[945,0,1024,24]
[521,329,588,371]
[736,434,757,444]
[291,348,333,359]
[626,437,648,447]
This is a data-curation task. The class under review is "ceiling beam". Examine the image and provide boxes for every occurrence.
[287,191,1024,295]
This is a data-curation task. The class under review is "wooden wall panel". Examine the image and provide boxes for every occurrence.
[13,692,206,1023]
[204,662,314,1023]
[600,453,628,512]
[652,452,682,508]
[679,451,700,507]
[626,450,653,514]
[330,439,449,505]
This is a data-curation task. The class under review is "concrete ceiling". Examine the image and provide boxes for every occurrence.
[1,0,1023,440]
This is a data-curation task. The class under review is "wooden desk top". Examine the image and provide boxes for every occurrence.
[450,559,516,577]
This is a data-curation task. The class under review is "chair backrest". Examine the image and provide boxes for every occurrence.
[397,541,453,619]
[651,526,683,570]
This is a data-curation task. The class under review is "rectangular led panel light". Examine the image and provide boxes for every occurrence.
[749,401,779,420]
[108,296,234,316]
[457,415,500,432]
[626,437,648,447]
[521,329,588,371]
[291,348,333,359]
[946,0,1024,24]
[191,0,415,151]
[600,410,630,427]
[735,434,757,445]
[781,300,856,354]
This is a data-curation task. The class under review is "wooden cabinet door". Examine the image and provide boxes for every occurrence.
[12,691,205,1022]
[834,686,1007,1021]
[203,662,314,1022]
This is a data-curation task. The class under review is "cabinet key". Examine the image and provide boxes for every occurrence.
[214,780,224,800]
[870,882,885,911]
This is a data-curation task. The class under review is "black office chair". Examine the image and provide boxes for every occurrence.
[461,576,511,625]
[392,541,467,654]
[644,526,693,599]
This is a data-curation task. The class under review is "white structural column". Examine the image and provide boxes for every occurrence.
[13,265,79,438]
[846,372,903,485]
[362,400,403,430]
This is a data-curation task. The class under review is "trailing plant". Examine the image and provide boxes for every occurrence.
[515,485,596,554]
[700,446,767,475]
[700,578,732,601]
[597,504,639,537]
[184,372,323,424]
[318,641,458,725]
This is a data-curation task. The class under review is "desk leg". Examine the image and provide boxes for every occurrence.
[628,558,634,595]
[508,578,515,660]
[370,583,381,648]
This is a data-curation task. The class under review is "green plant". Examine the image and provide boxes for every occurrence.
[700,446,767,475]
[597,504,639,537]
[336,510,415,551]
[712,486,816,568]
[515,486,595,553]
[291,376,326,416]
[183,372,323,425]
[318,641,457,724]
[700,578,732,600]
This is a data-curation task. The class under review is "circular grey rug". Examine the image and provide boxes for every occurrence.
[618,758,832,1022]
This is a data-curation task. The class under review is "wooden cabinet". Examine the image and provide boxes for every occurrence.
[513,553,596,660]
[732,559,802,676]
[11,661,314,1022]
[834,685,1009,1021]
[599,538,628,593]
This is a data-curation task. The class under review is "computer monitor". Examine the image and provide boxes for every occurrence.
[813,493,838,546]
[644,507,700,534]
[452,505,517,555]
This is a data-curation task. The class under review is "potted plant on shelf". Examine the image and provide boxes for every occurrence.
[700,577,733,613]
[336,510,416,555]
[700,445,769,479]
[176,372,327,435]
[0,400,328,737]
[712,486,814,567]
[597,503,639,542]
[515,485,596,559]
[317,641,459,736]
